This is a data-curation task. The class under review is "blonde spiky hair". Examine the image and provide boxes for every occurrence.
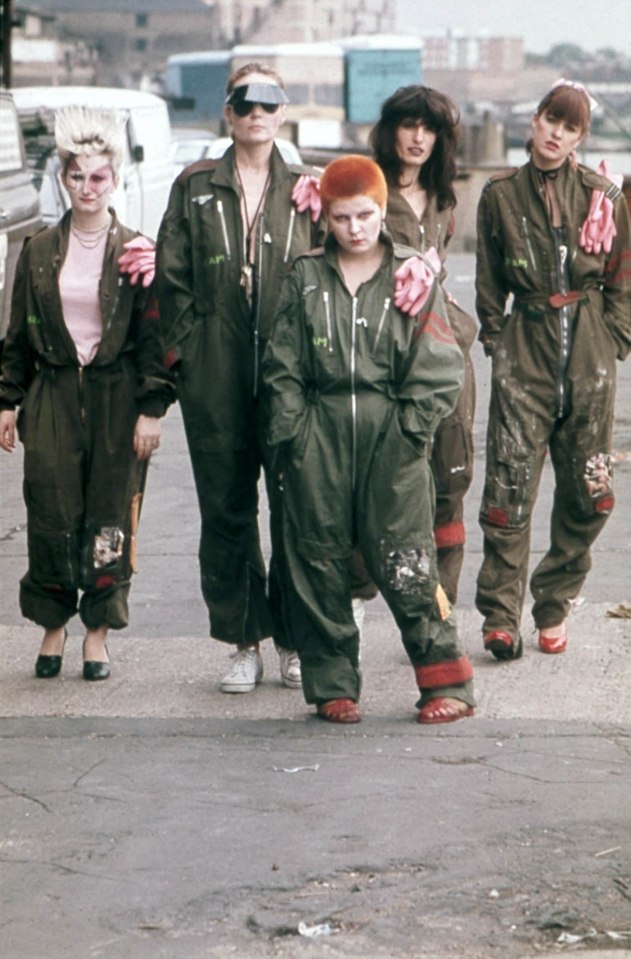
[54,105,126,174]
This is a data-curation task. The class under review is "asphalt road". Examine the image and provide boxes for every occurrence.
[1,254,630,959]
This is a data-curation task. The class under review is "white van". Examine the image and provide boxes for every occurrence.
[12,86,176,241]
[0,91,43,347]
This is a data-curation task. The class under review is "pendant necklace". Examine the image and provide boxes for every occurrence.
[235,164,271,305]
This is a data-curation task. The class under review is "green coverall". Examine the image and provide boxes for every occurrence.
[156,146,323,647]
[0,211,175,629]
[378,189,477,603]
[263,233,475,708]
[475,160,631,638]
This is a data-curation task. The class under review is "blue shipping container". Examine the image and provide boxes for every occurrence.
[165,52,231,124]
[345,49,422,124]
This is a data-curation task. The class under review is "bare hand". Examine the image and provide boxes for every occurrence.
[133,414,161,461]
[0,410,17,452]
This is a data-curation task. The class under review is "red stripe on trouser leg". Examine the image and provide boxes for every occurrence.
[434,520,465,549]
[415,656,474,689]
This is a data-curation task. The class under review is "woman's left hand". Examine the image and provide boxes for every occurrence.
[134,414,161,461]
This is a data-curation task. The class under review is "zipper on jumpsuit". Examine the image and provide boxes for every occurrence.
[553,233,572,418]
[252,215,265,397]
[521,217,538,272]
[283,208,295,263]
[216,200,232,258]
[323,290,334,352]
[350,298,358,493]
[78,366,86,425]
[373,297,391,352]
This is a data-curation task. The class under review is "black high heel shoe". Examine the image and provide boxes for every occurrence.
[35,628,67,678]
[83,641,110,681]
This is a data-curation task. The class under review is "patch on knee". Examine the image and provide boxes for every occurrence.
[386,547,431,594]
[584,453,613,499]
[93,527,125,569]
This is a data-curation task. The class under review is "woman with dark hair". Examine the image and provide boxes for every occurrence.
[366,85,477,608]
[475,79,631,660]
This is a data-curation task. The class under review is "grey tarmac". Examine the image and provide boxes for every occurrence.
[1,254,629,959]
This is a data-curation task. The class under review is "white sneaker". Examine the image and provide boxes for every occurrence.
[352,597,366,664]
[275,644,302,689]
[220,646,263,693]
[352,597,366,633]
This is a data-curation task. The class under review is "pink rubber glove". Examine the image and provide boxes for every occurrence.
[393,250,440,316]
[118,236,156,287]
[579,159,623,256]
[291,174,322,223]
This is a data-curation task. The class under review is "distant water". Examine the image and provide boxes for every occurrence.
[506,147,631,176]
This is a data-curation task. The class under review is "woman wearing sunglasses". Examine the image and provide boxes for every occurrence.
[156,63,324,696]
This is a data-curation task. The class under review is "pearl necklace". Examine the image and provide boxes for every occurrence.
[70,218,111,249]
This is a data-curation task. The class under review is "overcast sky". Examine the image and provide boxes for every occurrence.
[395,0,631,56]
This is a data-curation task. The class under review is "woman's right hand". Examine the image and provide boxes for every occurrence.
[0,409,17,452]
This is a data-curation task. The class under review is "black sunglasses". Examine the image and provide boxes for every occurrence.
[231,100,281,118]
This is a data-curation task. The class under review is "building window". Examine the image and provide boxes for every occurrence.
[135,38,147,51]
[136,14,148,28]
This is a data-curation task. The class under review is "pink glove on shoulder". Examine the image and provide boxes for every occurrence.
[579,159,623,256]
[291,174,322,223]
[393,249,440,316]
[118,236,156,287]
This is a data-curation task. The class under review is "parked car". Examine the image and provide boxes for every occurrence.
[170,127,217,174]
[12,86,176,240]
[204,136,302,164]
[0,91,43,351]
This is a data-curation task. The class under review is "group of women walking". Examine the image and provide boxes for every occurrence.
[1,71,628,725]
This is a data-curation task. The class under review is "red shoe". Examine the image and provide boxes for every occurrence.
[483,630,523,661]
[317,698,361,724]
[417,697,474,725]
[538,622,567,654]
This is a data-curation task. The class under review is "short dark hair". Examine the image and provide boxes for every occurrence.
[369,85,459,210]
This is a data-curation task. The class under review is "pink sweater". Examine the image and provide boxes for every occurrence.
[59,228,108,366]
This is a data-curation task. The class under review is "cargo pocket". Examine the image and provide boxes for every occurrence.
[431,416,473,498]
[27,528,78,590]
[481,424,533,528]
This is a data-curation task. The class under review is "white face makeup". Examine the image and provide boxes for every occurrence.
[327,195,383,257]
[63,154,118,217]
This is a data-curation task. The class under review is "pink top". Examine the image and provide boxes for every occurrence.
[59,227,109,366]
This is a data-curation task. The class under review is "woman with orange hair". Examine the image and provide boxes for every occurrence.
[263,155,475,724]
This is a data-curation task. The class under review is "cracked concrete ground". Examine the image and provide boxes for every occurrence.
[1,255,630,958]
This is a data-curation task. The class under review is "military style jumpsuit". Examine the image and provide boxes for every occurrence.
[382,190,477,603]
[156,145,323,647]
[263,233,475,709]
[0,211,175,630]
[475,160,631,638]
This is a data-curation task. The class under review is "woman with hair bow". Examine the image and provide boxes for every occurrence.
[0,105,175,681]
[475,79,631,661]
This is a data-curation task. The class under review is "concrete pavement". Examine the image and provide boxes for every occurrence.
[1,254,630,958]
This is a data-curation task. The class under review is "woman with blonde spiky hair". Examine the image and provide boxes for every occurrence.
[0,105,175,682]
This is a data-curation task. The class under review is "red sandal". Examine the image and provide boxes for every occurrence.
[417,697,474,725]
[538,622,567,654]
[317,698,361,724]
